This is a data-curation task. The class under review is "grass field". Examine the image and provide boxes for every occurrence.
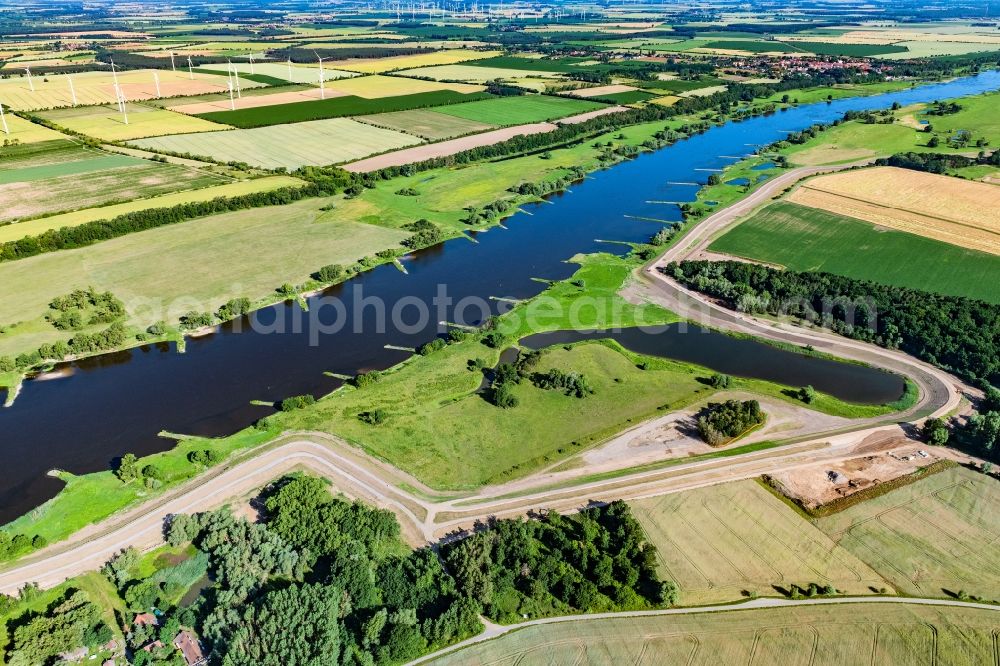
[703,39,803,53]
[0,69,263,110]
[355,108,495,140]
[630,480,890,604]
[464,55,588,73]
[815,467,1000,601]
[0,152,140,184]
[132,117,422,169]
[0,175,303,244]
[395,64,563,82]
[0,159,226,223]
[0,197,408,358]
[325,74,484,98]
[781,40,910,57]
[332,49,500,73]
[787,91,1000,165]
[428,604,1000,665]
[709,201,1000,303]
[38,102,228,141]
[432,95,604,126]
[592,89,659,105]
[280,340,713,489]
[194,90,491,129]
[786,167,1000,255]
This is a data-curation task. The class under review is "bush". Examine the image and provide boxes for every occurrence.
[353,370,381,388]
[359,409,387,425]
[280,394,316,411]
[798,385,816,404]
[490,383,519,409]
[315,264,344,283]
[709,373,731,389]
[921,417,950,445]
[417,338,447,355]
[696,399,764,446]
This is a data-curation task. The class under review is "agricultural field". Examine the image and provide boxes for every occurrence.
[193,89,490,129]
[0,156,226,223]
[0,197,408,358]
[815,467,1000,601]
[709,201,1000,303]
[395,63,563,82]
[432,95,604,126]
[0,69,263,111]
[429,604,1000,665]
[0,113,67,143]
[131,117,422,169]
[630,480,889,604]
[166,87,329,114]
[786,167,1000,255]
[196,61,356,84]
[354,108,494,140]
[38,103,228,141]
[331,48,500,73]
[0,175,303,244]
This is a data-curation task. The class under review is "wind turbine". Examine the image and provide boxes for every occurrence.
[0,102,9,135]
[187,55,194,80]
[232,62,242,98]
[110,59,123,113]
[67,74,77,106]
[227,79,236,110]
[24,66,34,92]
[153,70,161,97]
[287,56,293,82]
[315,51,326,100]
[170,51,176,72]
[248,52,255,75]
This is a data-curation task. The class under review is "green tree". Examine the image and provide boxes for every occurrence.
[222,583,342,666]
[116,453,139,483]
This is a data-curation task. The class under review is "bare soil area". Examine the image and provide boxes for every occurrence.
[769,442,942,509]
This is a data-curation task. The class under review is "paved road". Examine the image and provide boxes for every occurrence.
[407,596,1000,665]
[0,163,977,595]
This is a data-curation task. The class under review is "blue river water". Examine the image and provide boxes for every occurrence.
[2,71,998,522]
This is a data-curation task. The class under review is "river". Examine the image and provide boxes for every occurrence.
[2,71,998,523]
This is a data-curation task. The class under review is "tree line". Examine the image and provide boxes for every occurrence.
[665,261,1000,388]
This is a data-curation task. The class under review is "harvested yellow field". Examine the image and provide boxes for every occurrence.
[0,69,263,111]
[167,87,333,114]
[0,113,68,143]
[568,83,638,98]
[326,74,484,98]
[789,166,1000,255]
[332,49,501,73]
[38,104,228,141]
[396,64,560,82]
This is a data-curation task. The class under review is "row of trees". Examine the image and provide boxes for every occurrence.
[876,149,1000,174]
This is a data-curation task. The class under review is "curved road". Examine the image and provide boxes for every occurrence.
[408,596,1000,665]
[0,165,976,595]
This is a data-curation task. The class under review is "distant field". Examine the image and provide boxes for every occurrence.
[0,175,303,244]
[635,77,727,93]
[0,198,408,358]
[325,74,484,98]
[592,89,658,104]
[38,103,227,141]
[782,40,910,56]
[332,48,500,73]
[194,90,491,129]
[132,117,422,169]
[464,55,586,73]
[0,114,67,143]
[816,467,1000,601]
[0,159,226,223]
[395,64,562,82]
[428,604,1000,665]
[432,95,604,126]
[710,201,1000,303]
[0,153,140,185]
[703,39,802,53]
[0,69,263,111]
[197,61,356,84]
[787,167,1000,255]
[354,108,494,140]
[631,480,889,604]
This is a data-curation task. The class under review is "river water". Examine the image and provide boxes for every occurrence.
[2,71,998,523]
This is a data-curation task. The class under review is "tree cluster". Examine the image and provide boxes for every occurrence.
[696,399,765,446]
